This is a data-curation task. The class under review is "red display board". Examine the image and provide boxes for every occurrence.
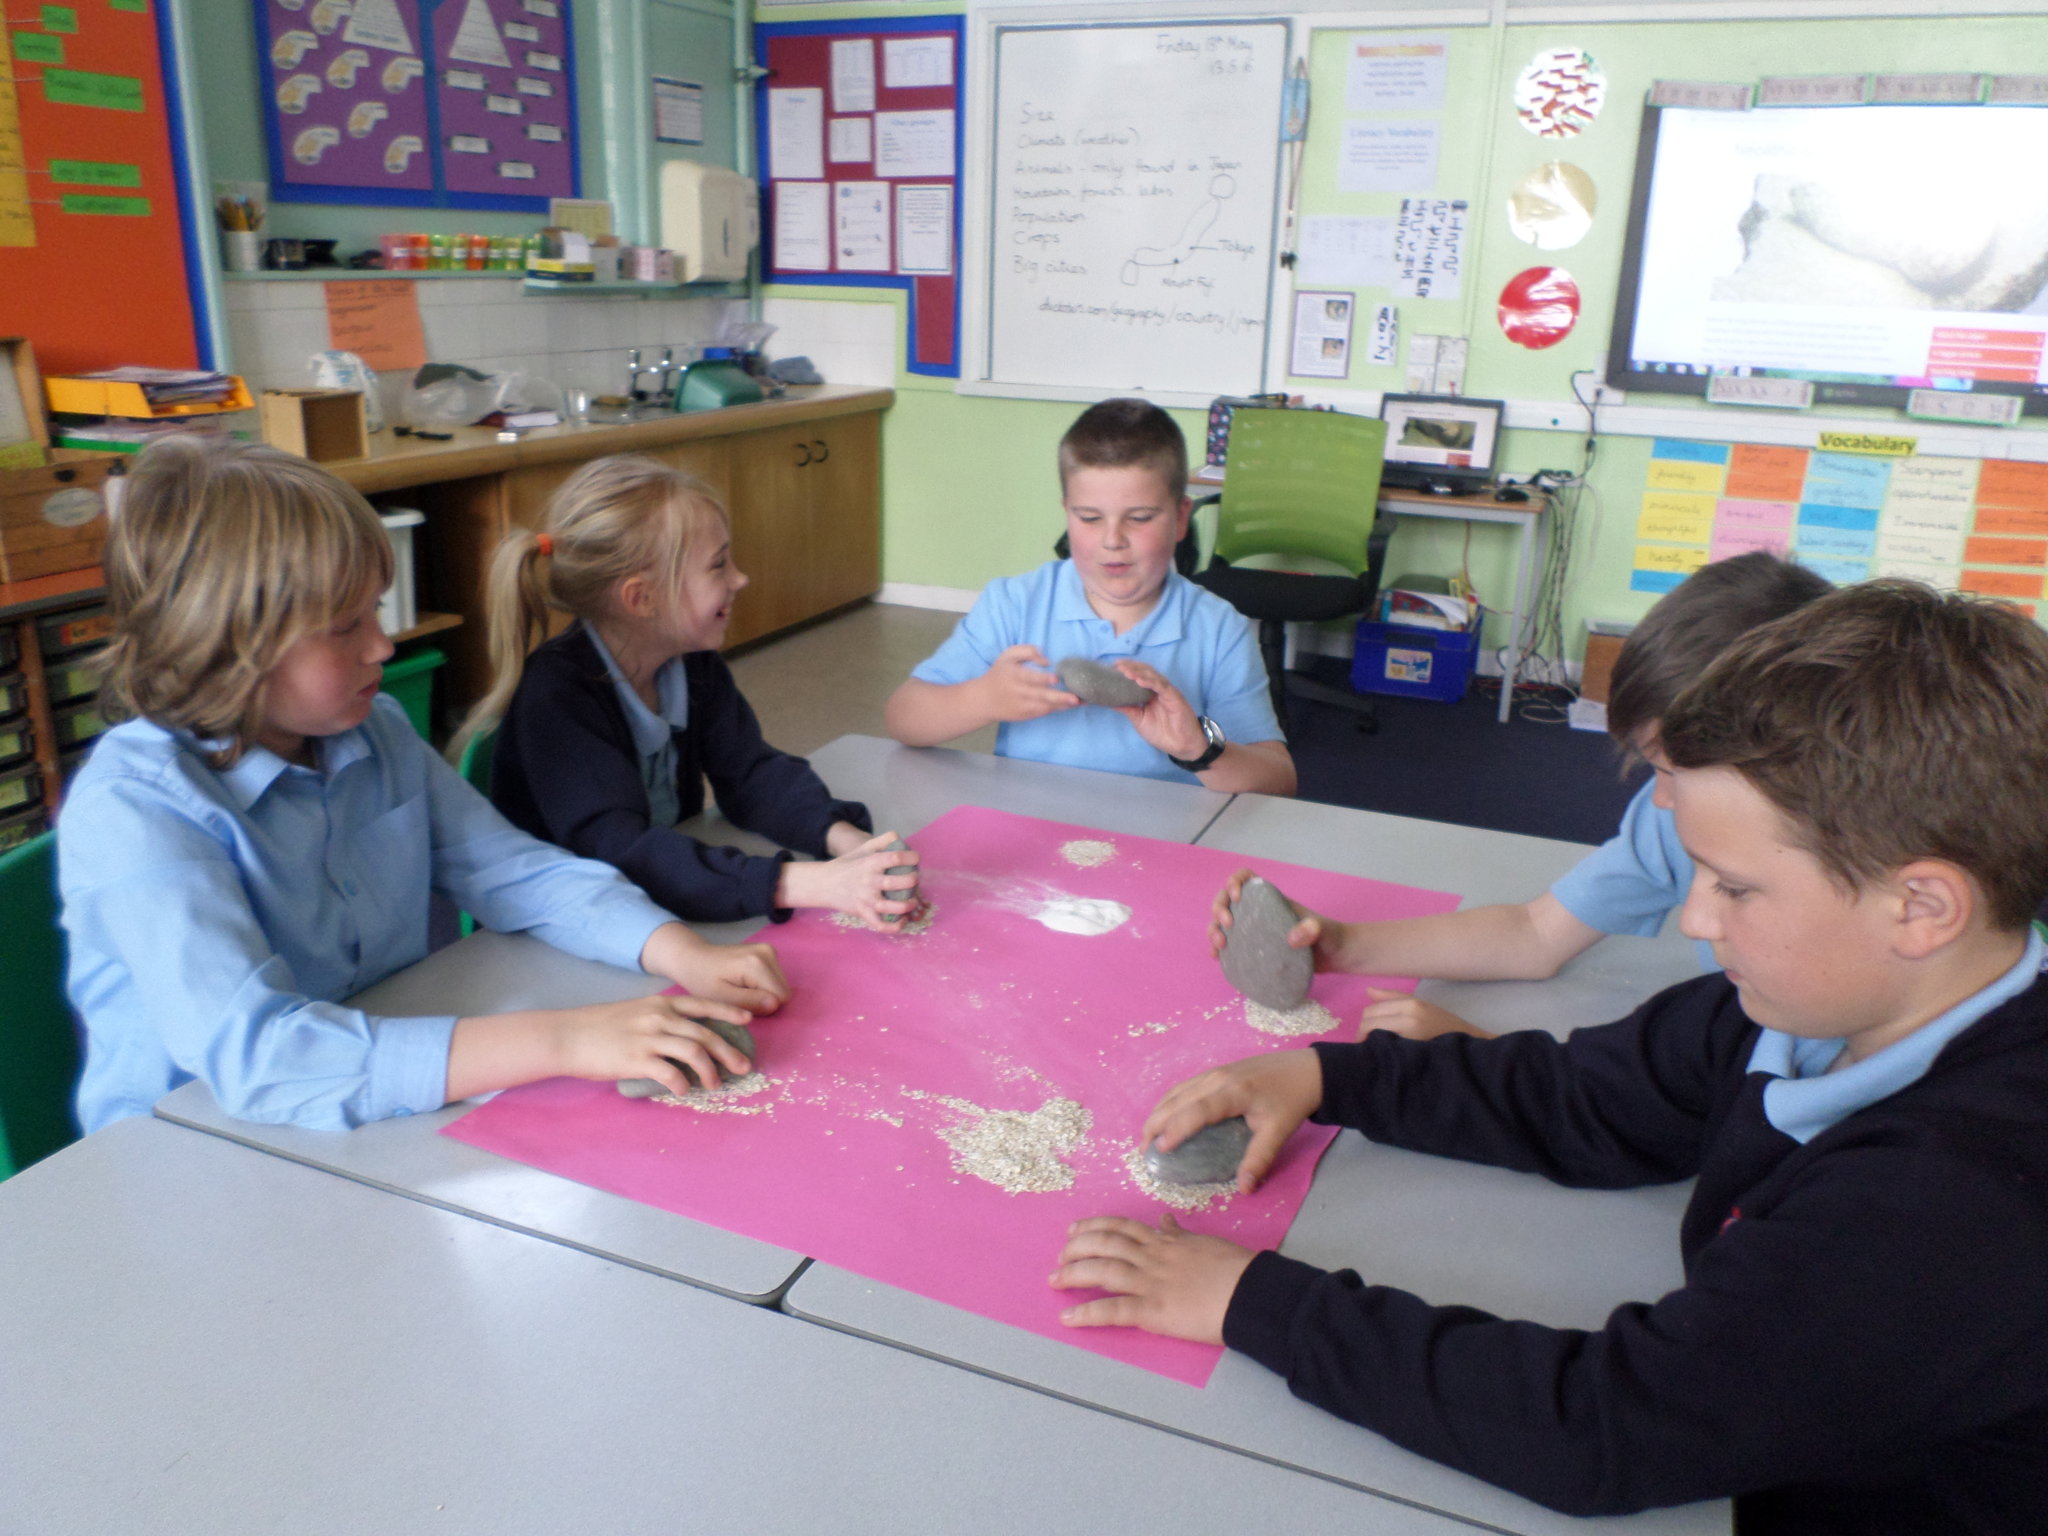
[755,18,961,376]
[0,3,204,374]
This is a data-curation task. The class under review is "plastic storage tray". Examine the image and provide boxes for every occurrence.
[1350,620,1479,703]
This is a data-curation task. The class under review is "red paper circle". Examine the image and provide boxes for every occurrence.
[1498,266,1581,349]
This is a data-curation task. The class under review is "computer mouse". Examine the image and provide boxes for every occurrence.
[1493,485,1531,503]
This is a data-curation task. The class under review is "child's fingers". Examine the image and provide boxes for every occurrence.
[1057,1215,1158,1262]
[1058,1294,1153,1329]
[1236,1117,1293,1194]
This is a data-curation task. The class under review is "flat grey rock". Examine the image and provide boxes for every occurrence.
[1145,1117,1252,1185]
[617,1018,758,1097]
[1055,656,1155,708]
[880,835,919,924]
[1220,877,1312,1011]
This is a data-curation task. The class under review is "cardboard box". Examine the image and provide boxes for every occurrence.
[260,388,370,463]
[1580,631,1626,703]
[0,450,121,582]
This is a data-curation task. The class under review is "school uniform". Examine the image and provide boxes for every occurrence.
[1223,936,2048,1532]
[491,622,871,924]
[60,694,673,1133]
[910,560,1281,782]
[1551,778,1715,967]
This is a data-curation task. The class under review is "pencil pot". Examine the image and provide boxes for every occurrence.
[221,230,263,273]
[1350,620,1479,703]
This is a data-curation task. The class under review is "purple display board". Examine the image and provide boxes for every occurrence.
[255,0,576,210]
[429,0,575,200]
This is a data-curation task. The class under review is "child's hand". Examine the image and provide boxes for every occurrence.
[1358,986,1496,1042]
[781,830,922,931]
[1143,1050,1324,1194]
[1106,660,1207,762]
[1050,1213,1254,1343]
[641,923,790,1014]
[556,992,758,1096]
[1206,868,1328,966]
[978,645,1080,723]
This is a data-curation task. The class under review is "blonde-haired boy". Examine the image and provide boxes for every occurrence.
[1054,580,2048,1530]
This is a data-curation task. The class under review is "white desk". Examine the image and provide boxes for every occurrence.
[3,1116,1476,1536]
[782,784,1724,1535]
[1194,473,1547,723]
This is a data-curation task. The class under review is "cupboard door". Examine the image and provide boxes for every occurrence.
[725,412,880,648]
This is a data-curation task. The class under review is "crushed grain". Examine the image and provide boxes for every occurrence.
[1126,1019,1177,1037]
[1060,838,1117,869]
[911,1092,1093,1194]
[1122,1146,1237,1213]
[829,900,938,936]
[652,1071,776,1114]
[1244,998,1342,1037]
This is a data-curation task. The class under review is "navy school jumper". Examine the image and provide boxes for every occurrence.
[491,623,871,924]
[1224,971,2048,1534]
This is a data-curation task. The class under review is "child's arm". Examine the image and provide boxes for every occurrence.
[1108,660,1296,795]
[884,645,1080,745]
[1210,870,1604,982]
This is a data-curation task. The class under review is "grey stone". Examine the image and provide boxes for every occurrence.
[1145,1117,1252,1186]
[1220,876,1312,1011]
[617,1018,758,1097]
[1055,655,1155,708]
[880,835,919,924]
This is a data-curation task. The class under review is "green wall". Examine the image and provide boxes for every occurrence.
[766,5,2048,671]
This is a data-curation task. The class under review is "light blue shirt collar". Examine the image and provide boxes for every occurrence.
[1748,930,2047,1144]
[582,624,690,753]
[1051,560,1188,649]
[203,720,375,812]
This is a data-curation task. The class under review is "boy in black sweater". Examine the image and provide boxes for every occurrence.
[1052,580,2048,1533]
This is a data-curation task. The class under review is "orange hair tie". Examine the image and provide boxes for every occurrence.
[535,533,554,557]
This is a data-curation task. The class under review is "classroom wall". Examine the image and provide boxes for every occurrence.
[752,3,2048,672]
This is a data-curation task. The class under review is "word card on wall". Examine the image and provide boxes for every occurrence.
[254,0,576,211]
[1633,437,2048,616]
[0,1,207,373]
[755,15,963,376]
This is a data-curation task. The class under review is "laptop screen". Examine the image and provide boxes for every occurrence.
[1378,394,1504,481]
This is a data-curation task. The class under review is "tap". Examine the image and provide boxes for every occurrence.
[648,346,679,404]
[624,347,646,401]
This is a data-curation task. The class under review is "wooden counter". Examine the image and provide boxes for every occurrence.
[329,384,892,712]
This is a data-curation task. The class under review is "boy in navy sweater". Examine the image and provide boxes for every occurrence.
[1053,580,2048,1533]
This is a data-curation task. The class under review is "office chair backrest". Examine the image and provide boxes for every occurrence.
[1215,409,1389,573]
[0,831,81,1179]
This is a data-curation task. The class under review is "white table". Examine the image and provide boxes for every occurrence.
[3,1116,1476,1536]
[782,788,1725,1534]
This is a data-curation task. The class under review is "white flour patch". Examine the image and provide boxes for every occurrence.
[1031,897,1131,936]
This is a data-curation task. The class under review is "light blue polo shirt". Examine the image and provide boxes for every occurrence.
[911,560,1281,783]
[584,625,690,828]
[1550,779,1715,969]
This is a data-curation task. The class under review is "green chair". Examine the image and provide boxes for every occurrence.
[0,831,81,1180]
[1192,408,1397,736]
[455,726,495,937]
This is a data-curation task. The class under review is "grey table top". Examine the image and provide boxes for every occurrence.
[155,931,808,1304]
[3,1117,1479,1536]
[784,786,1726,1535]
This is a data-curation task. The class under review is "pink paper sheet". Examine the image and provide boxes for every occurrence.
[444,806,1461,1385]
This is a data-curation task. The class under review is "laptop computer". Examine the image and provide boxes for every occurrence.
[1376,394,1505,495]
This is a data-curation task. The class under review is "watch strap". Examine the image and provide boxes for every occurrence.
[1168,716,1226,773]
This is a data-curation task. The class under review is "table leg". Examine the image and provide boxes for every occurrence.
[1499,508,1541,724]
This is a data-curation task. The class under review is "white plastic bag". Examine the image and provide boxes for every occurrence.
[309,349,386,433]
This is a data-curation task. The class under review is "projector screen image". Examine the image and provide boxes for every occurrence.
[1609,104,2048,412]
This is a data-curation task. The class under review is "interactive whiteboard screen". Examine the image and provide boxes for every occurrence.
[983,21,1287,398]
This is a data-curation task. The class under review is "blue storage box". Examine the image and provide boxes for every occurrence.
[1350,620,1479,703]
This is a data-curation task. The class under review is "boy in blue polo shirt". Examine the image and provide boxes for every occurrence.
[885,399,1294,795]
[1055,580,2048,1532]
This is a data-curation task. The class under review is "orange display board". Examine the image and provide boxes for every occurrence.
[0,3,203,376]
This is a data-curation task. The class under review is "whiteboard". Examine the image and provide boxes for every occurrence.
[980,20,1289,398]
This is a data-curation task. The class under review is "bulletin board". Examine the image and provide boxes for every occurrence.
[754,15,963,377]
[253,0,578,212]
[0,0,208,374]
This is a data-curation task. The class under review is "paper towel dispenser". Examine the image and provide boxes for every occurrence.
[660,162,759,283]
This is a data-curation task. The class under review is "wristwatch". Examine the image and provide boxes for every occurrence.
[1168,715,1227,773]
